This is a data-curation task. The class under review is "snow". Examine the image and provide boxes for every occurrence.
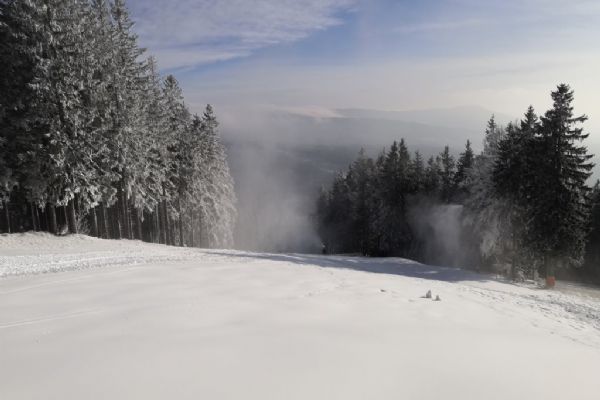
[0,233,208,277]
[1,233,600,399]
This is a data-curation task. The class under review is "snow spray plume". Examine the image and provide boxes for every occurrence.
[408,198,469,267]
[226,140,324,253]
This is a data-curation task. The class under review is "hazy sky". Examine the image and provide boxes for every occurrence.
[127,0,600,144]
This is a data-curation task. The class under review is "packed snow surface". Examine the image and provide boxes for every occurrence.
[1,233,600,399]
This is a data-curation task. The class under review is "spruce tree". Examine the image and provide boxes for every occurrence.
[493,122,532,279]
[463,116,506,270]
[347,149,375,255]
[530,84,594,279]
[454,140,474,201]
[161,75,189,245]
[139,56,170,243]
[411,151,425,193]
[424,155,442,195]
[439,146,456,203]
[108,0,149,239]
[483,115,503,155]
[194,105,237,248]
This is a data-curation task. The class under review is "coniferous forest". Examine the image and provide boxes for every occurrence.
[0,0,237,248]
[316,85,600,284]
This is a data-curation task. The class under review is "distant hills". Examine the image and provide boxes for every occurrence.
[223,105,514,151]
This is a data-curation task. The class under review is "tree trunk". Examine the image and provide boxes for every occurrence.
[44,208,49,232]
[48,204,57,235]
[61,206,68,232]
[117,205,123,239]
[178,196,184,247]
[162,200,170,245]
[30,203,38,232]
[154,205,161,243]
[190,211,195,248]
[67,199,77,234]
[113,205,122,239]
[162,203,168,245]
[35,206,41,231]
[3,201,10,234]
[118,185,125,238]
[510,228,516,281]
[38,207,46,232]
[158,201,166,244]
[91,207,99,237]
[198,211,203,248]
[167,215,173,246]
[135,208,143,240]
[118,183,130,240]
[100,204,109,239]
[128,204,133,240]
[97,206,104,238]
[108,206,114,239]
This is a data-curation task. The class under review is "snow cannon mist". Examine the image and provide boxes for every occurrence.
[226,140,324,253]
[408,202,468,267]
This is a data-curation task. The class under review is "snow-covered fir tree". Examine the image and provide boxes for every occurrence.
[0,0,237,249]
[193,105,237,248]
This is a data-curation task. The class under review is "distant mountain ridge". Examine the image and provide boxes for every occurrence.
[222,105,515,153]
[335,105,515,134]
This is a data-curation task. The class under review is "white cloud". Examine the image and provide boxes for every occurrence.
[129,0,356,70]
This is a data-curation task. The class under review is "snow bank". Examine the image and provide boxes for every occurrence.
[1,233,599,399]
[0,232,207,277]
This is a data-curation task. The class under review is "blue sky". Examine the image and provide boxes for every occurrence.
[127,0,600,144]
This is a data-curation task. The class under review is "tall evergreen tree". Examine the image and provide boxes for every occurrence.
[195,105,237,248]
[493,122,532,279]
[463,116,506,269]
[424,155,442,195]
[439,146,456,203]
[113,0,149,239]
[454,140,474,201]
[161,74,189,245]
[529,84,594,279]
[411,151,425,193]
[347,149,375,255]
[483,115,503,155]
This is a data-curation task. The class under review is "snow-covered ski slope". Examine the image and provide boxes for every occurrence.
[1,233,599,400]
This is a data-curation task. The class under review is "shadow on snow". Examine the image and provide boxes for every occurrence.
[208,251,490,283]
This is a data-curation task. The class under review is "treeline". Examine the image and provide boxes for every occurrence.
[0,0,236,248]
[316,84,600,283]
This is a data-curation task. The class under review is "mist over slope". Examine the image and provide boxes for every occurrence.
[221,106,513,252]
